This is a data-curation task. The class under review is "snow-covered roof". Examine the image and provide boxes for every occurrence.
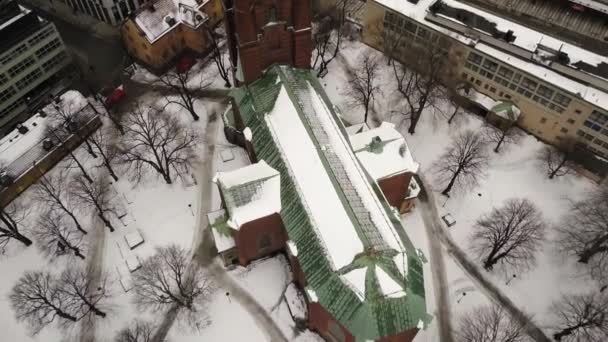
[207,209,236,253]
[265,86,364,269]
[0,90,88,165]
[373,0,608,110]
[285,283,307,321]
[458,88,498,111]
[376,266,406,298]
[350,122,419,180]
[491,101,522,121]
[345,122,370,136]
[134,0,210,43]
[214,161,281,229]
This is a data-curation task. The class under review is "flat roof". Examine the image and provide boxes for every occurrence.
[374,0,608,110]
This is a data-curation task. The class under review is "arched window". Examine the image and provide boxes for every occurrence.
[328,321,345,342]
[258,234,272,251]
[268,6,277,23]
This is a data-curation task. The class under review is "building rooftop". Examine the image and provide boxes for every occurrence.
[350,122,420,181]
[134,0,210,43]
[0,3,46,53]
[214,161,281,229]
[228,65,430,339]
[374,0,608,110]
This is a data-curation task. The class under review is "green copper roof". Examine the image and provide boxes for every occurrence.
[228,65,431,340]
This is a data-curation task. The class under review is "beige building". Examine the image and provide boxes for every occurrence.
[362,0,608,160]
[121,0,222,71]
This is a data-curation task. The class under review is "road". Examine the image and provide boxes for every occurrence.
[416,174,552,342]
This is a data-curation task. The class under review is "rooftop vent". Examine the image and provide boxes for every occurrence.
[165,15,177,26]
[368,136,384,154]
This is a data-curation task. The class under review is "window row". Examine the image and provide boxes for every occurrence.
[8,56,36,77]
[42,51,67,72]
[15,68,43,90]
[0,86,17,102]
[465,52,571,113]
[588,110,608,126]
[0,44,28,66]
[0,98,24,119]
[35,38,62,60]
[27,26,56,46]
[0,73,7,86]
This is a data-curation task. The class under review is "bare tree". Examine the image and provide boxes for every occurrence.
[57,267,110,320]
[157,66,209,121]
[433,130,489,196]
[34,170,87,235]
[120,105,199,185]
[557,186,608,285]
[115,320,159,342]
[538,139,575,179]
[551,292,608,341]
[34,209,85,260]
[10,271,78,335]
[471,198,545,272]
[89,127,120,182]
[311,15,339,76]
[69,174,117,232]
[46,127,94,183]
[343,53,382,123]
[483,123,523,153]
[0,203,32,252]
[46,101,98,159]
[204,25,231,88]
[132,245,213,328]
[391,43,447,134]
[456,305,530,342]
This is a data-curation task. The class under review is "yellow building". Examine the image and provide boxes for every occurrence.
[362,0,608,160]
[121,0,222,71]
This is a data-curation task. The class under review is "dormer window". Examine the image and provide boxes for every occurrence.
[268,6,277,23]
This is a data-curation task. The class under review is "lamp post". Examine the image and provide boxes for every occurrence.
[457,291,466,303]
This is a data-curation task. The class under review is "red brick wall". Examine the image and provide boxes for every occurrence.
[378,172,413,209]
[224,0,311,83]
[288,253,307,288]
[377,327,419,342]
[234,213,287,265]
[308,302,355,342]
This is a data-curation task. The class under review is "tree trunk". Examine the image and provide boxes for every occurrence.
[84,139,98,158]
[65,209,87,235]
[55,309,78,322]
[494,131,506,153]
[71,152,93,183]
[549,155,568,179]
[14,231,33,247]
[553,323,588,341]
[98,213,114,233]
[448,107,459,125]
[577,234,608,264]
[74,248,85,260]
[441,169,460,196]
[363,105,369,123]
[408,111,422,135]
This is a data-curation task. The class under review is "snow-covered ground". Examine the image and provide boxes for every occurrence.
[323,39,601,338]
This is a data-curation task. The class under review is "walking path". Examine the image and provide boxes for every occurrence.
[416,174,552,342]
[415,182,455,342]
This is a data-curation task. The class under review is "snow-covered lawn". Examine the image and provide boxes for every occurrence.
[324,39,601,337]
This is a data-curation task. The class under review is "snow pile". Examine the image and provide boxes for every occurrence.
[243,127,252,141]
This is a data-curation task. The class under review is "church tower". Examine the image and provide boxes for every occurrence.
[222,0,312,84]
